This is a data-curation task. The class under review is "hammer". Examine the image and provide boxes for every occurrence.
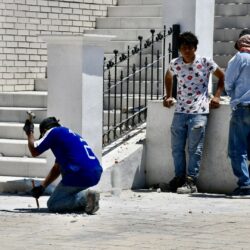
[26,111,36,122]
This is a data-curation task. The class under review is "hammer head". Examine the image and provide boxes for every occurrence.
[26,111,36,122]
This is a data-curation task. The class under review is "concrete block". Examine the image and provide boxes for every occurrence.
[95,128,146,192]
[145,101,237,194]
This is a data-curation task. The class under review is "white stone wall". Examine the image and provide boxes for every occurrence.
[0,0,117,92]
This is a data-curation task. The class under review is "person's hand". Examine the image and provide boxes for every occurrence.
[31,185,45,199]
[163,97,176,108]
[210,96,220,109]
[23,119,34,136]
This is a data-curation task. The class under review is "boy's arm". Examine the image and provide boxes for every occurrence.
[210,67,225,109]
[163,70,175,108]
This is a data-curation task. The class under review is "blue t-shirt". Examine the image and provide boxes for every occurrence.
[34,127,103,187]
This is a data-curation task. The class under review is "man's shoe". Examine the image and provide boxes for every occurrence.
[85,190,100,215]
[159,176,185,192]
[177,176,197,194]
[229,187,250,198]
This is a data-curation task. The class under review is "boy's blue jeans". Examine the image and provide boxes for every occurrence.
[47,182,88,213]
[228,107,250,187]
[171,113,208,179]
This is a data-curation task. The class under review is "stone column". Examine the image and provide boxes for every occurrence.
[42,34,113,162]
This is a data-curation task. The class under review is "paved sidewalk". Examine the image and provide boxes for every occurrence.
[0,190,250,250]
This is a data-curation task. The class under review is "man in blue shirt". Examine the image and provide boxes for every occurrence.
[225,30,250,196]
[23,117,103,214]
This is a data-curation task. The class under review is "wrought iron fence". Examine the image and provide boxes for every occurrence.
[103,24,180,146]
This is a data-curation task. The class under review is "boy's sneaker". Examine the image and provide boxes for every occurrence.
[159,176,185,192]
[177,176,197,194]
[229,187,250,199]
[85,190,100,215]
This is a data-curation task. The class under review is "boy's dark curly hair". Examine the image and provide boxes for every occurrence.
[177,32,199,50]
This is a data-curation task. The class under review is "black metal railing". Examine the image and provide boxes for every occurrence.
[103,24,180,146]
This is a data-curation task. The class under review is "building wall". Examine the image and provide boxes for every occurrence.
[0,0,117,92]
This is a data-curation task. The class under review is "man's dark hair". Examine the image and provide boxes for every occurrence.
[235,29,250,50]
[39,117,61,139]
[177,32,199,50]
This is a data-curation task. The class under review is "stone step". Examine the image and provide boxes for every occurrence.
[103,40,163,54]
[104,80,164,95]
[0,107,47,123]
[214,55,234,69]
[103,93,162,110]
[108,5,162,17]
[214,40,236,55]
[96,17,162,29]
[214,15,250,29]
[118,0,162,5]
[104,52,164,67]
[0,122,40,140]
[85,28,163,41]
[0,157,48,178]
[215,3,250,16]
[0,139,46,158]
[104,67,164,81]
[216,0,250,3]
[0,91,47,108]
[103,108,144,127]
[214,28,243,41]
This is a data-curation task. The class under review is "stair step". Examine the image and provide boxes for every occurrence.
[0,139,46,158]
[0,91,47,108]
[214,28,243,41]
[215,3,250,16]
[104,80,164,95]
[215,16,250,29]
[213,55,234,68]
[103,109,147,126]
[108,5,162,17]
[0,107,47,123]
[104,67,164,81]
[0,157,48,178]
[118,0,162,5]
[214,41,236,54]
[96,17,162,29]
[0,122,40,140]
[85,28,163,41]
[216,0,250,3]
[103,93,163,110]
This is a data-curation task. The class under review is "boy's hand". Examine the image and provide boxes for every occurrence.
[163,97,176,108]
[210,96,220,109]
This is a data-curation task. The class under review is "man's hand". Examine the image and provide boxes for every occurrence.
[210,96,220,109]
[23,119,34,136]
[31,185,45,199]
[163,97,176,108]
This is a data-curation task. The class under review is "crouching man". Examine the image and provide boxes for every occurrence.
[23,117,103,214]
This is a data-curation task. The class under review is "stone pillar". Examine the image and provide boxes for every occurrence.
[42,35,113,162]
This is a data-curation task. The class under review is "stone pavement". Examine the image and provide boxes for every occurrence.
[0,190,250,250]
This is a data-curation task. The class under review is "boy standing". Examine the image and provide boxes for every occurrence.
[162,32,224,194]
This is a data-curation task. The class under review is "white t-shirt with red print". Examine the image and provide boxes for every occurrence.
[169,55,218,114]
